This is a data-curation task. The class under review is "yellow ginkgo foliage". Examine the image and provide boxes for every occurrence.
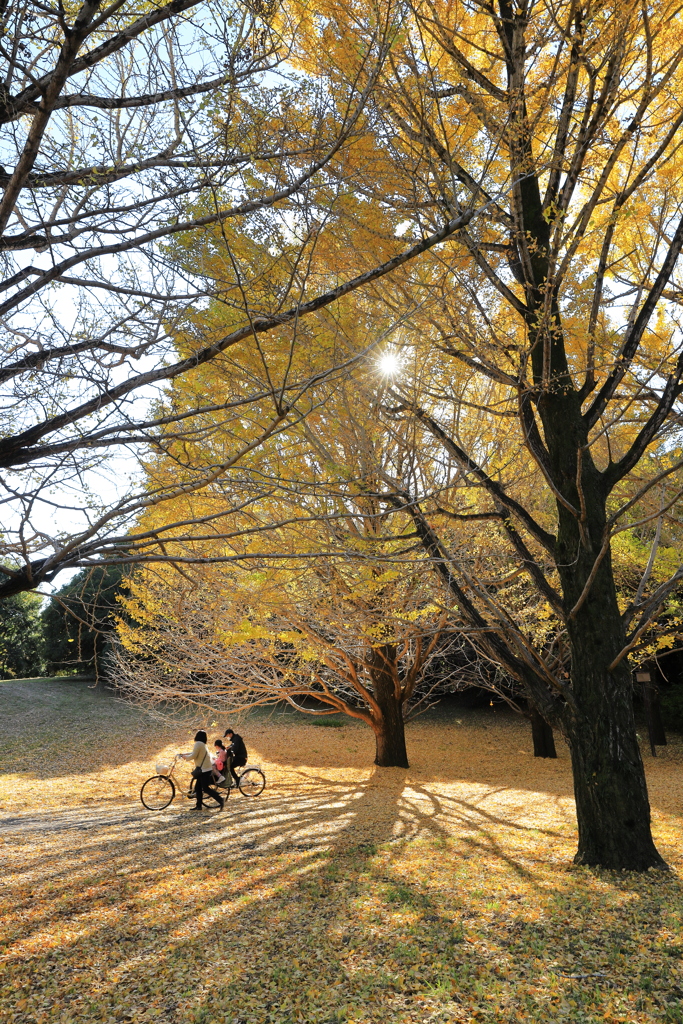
[116,375,471,768]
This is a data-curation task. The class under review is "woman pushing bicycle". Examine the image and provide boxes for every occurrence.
[178,730,224,812]
[140,741,265,810]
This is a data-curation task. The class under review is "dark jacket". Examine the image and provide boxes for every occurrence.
[227,733,247,763]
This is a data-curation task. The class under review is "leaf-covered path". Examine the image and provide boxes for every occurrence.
[1,679,682,1023]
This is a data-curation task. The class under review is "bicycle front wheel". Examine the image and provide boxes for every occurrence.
[141,775,175,810]
[239,769,266,797]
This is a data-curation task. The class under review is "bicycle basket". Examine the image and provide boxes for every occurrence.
[155,764,171,775]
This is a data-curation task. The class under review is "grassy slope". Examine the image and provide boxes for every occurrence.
[0,679,682,1024]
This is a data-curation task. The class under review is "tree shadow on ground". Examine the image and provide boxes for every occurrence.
[3,758,682,1024]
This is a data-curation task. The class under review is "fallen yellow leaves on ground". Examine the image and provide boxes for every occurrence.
[1,679,682,1024]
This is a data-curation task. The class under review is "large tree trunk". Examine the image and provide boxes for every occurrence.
[553,461,666,869]
[566,711,663,869]
[566,617,664,867]
[529,287,666,866]
[373,711,409,768]
[370,644,409,768]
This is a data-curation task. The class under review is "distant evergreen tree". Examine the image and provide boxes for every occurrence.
[0,592,45,678]
[42,565,126,677]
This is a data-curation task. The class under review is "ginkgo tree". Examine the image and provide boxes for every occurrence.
[116,556,456,769]
[288,0,683,869]
[114,372,470,767]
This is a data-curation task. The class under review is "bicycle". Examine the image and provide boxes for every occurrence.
[140,755,266,811]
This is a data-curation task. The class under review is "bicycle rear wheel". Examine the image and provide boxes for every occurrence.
[239,769,266,797]
[141,775,175,810]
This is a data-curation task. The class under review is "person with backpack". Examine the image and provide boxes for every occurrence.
[223,728,247,788]
[178,730,224,811]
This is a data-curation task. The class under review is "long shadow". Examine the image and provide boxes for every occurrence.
[2,762,563,964]
[2,768,411,987]
[6,760,680,1024]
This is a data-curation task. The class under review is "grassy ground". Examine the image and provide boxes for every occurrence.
[1,678,682,1024]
